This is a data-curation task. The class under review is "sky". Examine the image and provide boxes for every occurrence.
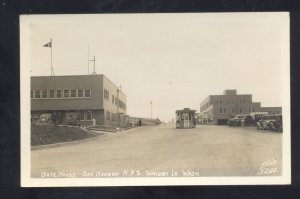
[25,13,289,122]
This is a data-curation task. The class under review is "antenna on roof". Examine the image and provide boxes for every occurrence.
[90,56,97,75]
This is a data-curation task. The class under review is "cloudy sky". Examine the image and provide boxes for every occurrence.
[24,13,289,122]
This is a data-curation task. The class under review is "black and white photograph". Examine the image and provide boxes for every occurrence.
[20,12,290,186]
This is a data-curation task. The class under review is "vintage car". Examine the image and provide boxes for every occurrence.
[227,115,253,126]
[227,115,246,126]
[36,113,53,125]
[267,114,283,132]
[256,115,278,130]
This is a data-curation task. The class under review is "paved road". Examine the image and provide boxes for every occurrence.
[31,124,282,177]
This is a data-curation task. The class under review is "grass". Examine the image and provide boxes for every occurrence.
[31,124,96,146]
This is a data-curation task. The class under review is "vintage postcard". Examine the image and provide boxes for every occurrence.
[20,13,290,186]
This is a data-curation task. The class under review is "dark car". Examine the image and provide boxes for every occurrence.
[267,114,283,132]
[256,115,278,130]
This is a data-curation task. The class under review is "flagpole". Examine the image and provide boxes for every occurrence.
[151,103,152,119]
[50,38,53,76]
[151,101,152,119]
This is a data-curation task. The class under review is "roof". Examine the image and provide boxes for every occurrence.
[176,108,196,113]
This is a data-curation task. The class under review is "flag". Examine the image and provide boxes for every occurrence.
[43,41,52,47]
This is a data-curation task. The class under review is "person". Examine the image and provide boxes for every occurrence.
[138,118,142,127]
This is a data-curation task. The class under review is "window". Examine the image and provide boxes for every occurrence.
[223,108,226,113]
[49,90,55,98]
[220,108,223,113]
[104,89,109,100]
[42,90,48,98]
[243,100,245,103]
[85,89,91,98]
[220,100,222,103]
[112,95,114,104]
[63,89,69,98]
[86,111,92,121]
[240,108,243,113]
[34,90,40,98]
[71,89,76,98]
[228,100,230,104]
[106,111,111,120]
[249,108,251,113]
[56,90,62,98]
[252,107,255,112]
[30,91,33,99]
[232,108,235,113]
[78,89,83,97]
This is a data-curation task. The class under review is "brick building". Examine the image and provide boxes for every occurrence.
[199,89,282,124]
[31,75,128,127]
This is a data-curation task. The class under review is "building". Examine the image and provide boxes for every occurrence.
[199,89,282,124]
[260,107,282,115]
[31,75,128,127]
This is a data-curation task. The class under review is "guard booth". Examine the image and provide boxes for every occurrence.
[175,108,196,128]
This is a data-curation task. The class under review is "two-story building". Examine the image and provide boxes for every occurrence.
[31,75,127,127]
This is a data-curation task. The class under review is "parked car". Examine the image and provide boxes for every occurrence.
[36,113,53,125]
[256,115,277,130]
[64,112,79,125]
[249,112,268,123]
[228,115,247,126]
[267,114,283,132]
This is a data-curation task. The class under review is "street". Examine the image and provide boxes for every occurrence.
[31,124,282,177]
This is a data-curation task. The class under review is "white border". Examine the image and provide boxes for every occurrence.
[20,13,291,187]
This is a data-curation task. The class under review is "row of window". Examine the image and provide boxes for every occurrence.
[31,89,91,99]
[217,99,247,104]
[104,89,126,110]
[201,99,249,111]
[220,107,256,114]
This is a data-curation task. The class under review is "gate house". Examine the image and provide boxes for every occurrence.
[31,75,127,127]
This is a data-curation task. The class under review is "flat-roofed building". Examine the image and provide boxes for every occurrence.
[31,75,127,127]
[200,89,274,124]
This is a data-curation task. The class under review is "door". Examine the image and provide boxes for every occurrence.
[183,113,189,128]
